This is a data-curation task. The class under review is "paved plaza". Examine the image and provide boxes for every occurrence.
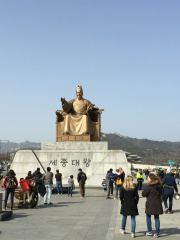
[0,184,180,240]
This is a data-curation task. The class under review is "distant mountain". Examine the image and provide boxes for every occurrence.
[101,133,180,166]
[1,135,180,166]
[0,141,41,153]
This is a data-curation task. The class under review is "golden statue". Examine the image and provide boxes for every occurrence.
[56,86,103,142]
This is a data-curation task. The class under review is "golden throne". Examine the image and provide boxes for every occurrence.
[56,108,103,142]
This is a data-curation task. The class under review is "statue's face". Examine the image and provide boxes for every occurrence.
[76,89,83,100]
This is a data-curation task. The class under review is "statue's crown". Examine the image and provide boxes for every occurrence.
[77,85,83,92]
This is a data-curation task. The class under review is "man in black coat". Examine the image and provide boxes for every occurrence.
[105,171,111,199]
[162,170,178,214]
[77,168,87,198]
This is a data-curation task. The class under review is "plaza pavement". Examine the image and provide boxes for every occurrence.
[0,182,180,240]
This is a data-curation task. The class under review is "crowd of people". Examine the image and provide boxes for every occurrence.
[102,167,179,238]
[1,167,87,209]
[1,166,179,238]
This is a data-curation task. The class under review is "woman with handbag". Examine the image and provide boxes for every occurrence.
[142,174,163,238]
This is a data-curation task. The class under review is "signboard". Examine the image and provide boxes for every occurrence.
[168,160,175,165]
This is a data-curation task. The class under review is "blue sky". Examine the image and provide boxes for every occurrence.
[0,0,180,143]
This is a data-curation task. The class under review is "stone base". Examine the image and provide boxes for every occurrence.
[11,142,130,187]
[41,141,108,151]
[60,134,91,142]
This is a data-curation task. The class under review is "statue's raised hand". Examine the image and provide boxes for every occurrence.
[61,97,66,104]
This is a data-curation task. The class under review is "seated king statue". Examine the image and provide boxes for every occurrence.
[61,85,95,135]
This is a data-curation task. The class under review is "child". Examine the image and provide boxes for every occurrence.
[19,178,30,204]
[102,179,107,191]
[68,175,74,197]
[120,175,139,238]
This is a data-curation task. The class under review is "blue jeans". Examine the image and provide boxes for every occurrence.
[115,185,122,198]
[4,188,15,204]
[56,181,63,194]
[121,215,136,234]
[44,184,52,204]
[68,187,72,196]
[175,178,179,185]
[163,194,173,212]
[146,214,160,234]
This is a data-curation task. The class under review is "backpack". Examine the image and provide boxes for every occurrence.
[5,177,16,189]
[116,178,122,185]
[29,180,36,188]
[80,173,86,183]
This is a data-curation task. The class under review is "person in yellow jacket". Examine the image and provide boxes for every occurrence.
[136,170,144,190]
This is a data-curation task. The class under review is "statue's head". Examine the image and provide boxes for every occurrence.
[76,85,83,100]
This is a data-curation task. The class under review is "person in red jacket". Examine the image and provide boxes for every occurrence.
[3,169,18,210]
[19,178,30,204]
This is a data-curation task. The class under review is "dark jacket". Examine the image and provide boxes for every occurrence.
[175,172,179,179]
[119,171,125,182]
[55,173,62,182]
[120,186,139,216]
[162,173,178,195]
[37,181,46,197]
[77,172,87,183]
[157,171,164,180]
[105,174,111,186]
[142,181,163,215]
[33,170,42,179]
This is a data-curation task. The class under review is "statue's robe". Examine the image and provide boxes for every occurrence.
[62,98,94,135]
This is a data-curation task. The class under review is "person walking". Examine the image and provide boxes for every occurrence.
[42,167,53,205]
[114,174,123,200]
[120,175,139,238]
[77,168,87,198]
[114,169,119,200]
[145,169,149,180]
[175,170,179,185]
[3,169,18,210]
[119,167,125,182]
[25,171,33,184]
[162,169,178,214]
[105,170,111,199]
[136,170,144,190]
[68,175,74,197]
[142,173,163,238]
[55,169,63,195]
[32,168,43,206]
[109,168,114,195]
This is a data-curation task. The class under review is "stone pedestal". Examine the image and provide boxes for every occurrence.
[11,142,130,186]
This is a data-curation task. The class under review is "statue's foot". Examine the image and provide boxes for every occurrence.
[64,131,69,135]
[82,131,88,135]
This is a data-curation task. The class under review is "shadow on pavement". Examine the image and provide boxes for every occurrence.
[136,228,180,237]
[3,213,29,221]
[56,202,85,204]
[160,228,180,236]
[171,209,180,213]
[36,204,69,208]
